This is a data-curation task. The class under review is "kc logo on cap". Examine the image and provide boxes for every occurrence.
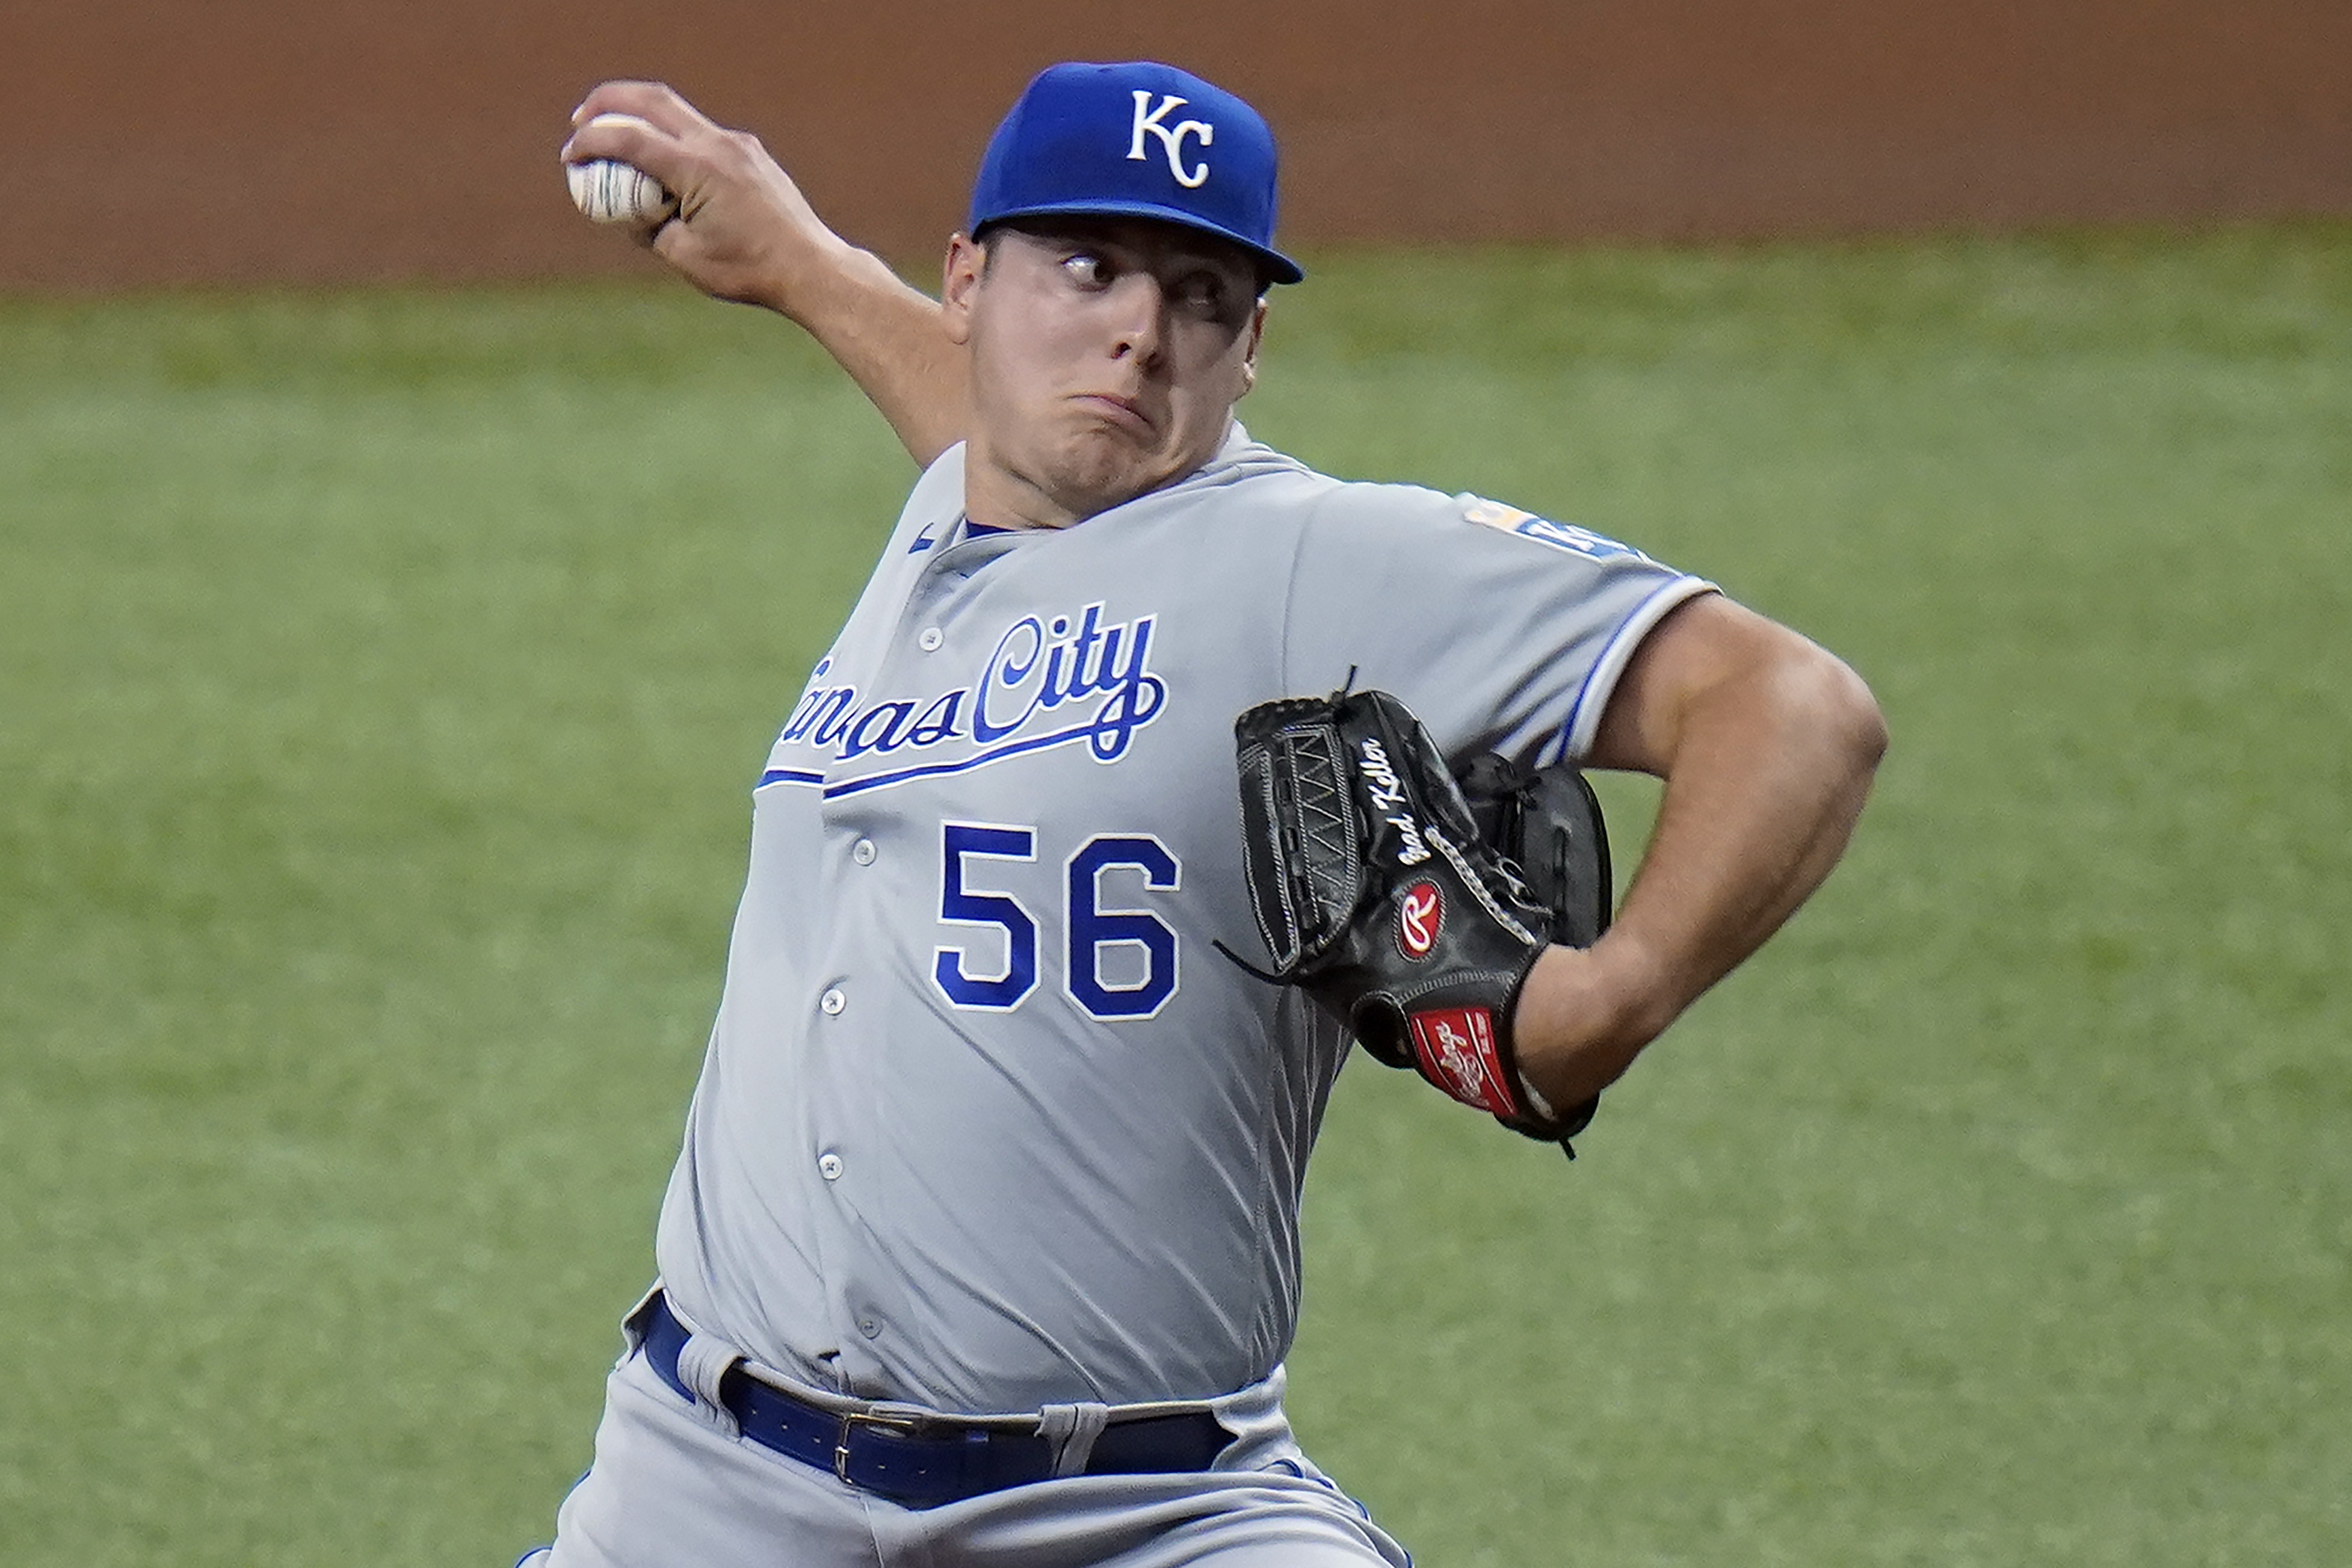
[966,61,1304,285]
[1128,92,1214,188]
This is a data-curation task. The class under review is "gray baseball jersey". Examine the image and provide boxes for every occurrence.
[651,424,1711,1416]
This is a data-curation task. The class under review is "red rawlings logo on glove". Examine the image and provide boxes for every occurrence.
[1407,1005,1515,1116]
[1396,881,1441,959]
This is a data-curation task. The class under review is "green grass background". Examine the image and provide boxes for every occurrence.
[3,223,2346,1565]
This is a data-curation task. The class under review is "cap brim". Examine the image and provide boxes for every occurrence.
[977,200,1305,286]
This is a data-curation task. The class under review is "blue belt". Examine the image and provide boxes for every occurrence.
[636,1292,1233,1508]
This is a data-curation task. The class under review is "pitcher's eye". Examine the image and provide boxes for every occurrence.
[1062,252,1112,288]
[1174,272,1226,314]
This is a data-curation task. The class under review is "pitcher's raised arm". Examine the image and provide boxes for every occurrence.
[563,81,969,465]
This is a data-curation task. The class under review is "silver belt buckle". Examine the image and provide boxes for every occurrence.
[834,1408,932,1485]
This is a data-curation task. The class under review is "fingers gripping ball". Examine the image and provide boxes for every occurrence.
[566,114,678,227]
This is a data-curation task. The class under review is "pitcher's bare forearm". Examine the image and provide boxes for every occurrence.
[1514,594,1888,1108]
[766,238,969,468]
[565,81,969,465]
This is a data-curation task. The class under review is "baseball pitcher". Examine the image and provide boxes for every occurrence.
[529,61,1887,1567]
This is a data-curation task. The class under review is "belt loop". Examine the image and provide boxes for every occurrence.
[673,1332,744,1442]
[618,1284,664,1360]
[1038,1402,1111,1478]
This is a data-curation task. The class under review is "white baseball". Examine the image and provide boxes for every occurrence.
[566,114,678,226]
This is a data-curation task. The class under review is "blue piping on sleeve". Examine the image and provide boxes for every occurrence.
[1548,577,1718,767]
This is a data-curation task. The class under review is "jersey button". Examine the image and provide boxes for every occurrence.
[820,987,847,1016]
[918,627,944,652]
[857,1317,882,1339]
[817,1152,844,1182]
[851,838,877,866]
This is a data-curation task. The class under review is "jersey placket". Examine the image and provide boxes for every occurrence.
[802,529,1024,1385]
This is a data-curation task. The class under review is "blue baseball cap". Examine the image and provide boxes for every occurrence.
[967,62,1304,286]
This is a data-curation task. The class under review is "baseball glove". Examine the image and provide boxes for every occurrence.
[1230,688,1611,1155]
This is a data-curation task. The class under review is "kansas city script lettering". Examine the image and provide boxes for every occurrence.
[780,603,1168,769]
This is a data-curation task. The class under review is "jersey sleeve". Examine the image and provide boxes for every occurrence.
[1278,487,1714,767]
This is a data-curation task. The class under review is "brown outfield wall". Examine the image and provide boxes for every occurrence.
[8,0,2350,291]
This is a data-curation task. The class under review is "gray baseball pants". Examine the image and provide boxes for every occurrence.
[529,1346,1411,1567]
